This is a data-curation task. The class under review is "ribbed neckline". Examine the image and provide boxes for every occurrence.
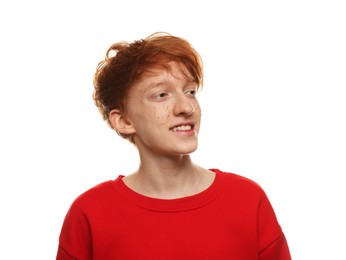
[111,169,223,212]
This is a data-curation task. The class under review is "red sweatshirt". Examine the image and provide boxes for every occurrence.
[57,169,291,259]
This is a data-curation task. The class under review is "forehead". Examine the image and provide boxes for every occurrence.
[135,62,194,88]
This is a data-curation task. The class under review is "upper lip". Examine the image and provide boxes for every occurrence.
[169,121,195,130]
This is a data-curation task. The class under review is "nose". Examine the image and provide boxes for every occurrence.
[173,94,195,116]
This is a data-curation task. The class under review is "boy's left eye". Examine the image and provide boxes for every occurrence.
[186,90,197,96]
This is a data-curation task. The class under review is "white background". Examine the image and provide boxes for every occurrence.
[1,0,345,259]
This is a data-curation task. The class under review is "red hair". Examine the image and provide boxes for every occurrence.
[93,32,203,142]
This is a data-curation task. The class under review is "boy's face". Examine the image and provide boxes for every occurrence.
[125,62,201,157]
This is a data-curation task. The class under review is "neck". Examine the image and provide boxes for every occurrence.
[123,153,212,199]
[139,154,196,192]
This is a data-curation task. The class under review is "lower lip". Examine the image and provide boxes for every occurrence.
[171,129,197,137]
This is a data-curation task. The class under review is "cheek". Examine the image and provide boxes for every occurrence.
[193,101,201,115]
[152,105,172,125]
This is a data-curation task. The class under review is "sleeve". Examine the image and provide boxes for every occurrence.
[257,192,292,260]
[56,200,92,260]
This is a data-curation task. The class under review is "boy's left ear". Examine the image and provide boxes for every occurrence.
[109,109,136,135]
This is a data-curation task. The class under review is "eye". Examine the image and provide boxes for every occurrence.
[186,89,197,96]
[152,91,169,101]
[158,92,167,98]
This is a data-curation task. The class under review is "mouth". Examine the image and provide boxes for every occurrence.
[170,124,194,132]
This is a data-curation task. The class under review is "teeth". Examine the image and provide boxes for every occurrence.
[172,125,192,131]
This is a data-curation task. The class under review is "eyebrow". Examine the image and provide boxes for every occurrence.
[148,80,167,88]
[149,77,196,87]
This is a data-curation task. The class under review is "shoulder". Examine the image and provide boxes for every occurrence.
[78,180,113,199]
[68,176,123,213]
[212,168,266,197]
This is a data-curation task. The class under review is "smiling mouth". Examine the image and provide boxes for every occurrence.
[170,125,194,132]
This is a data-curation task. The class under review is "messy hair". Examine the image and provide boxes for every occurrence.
[93,32,203,142]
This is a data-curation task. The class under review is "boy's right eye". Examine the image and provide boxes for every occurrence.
[152,92,169,101]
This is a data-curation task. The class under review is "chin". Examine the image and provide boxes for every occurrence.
[173,143,198,155]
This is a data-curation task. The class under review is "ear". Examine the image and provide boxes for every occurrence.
[109,109,136,135]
